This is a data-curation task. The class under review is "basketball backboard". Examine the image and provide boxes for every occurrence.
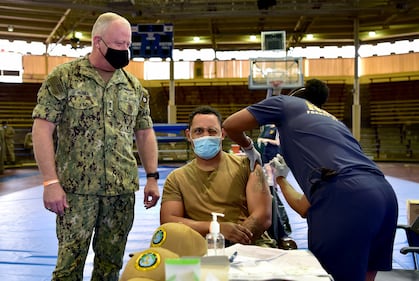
[248,57,304,90]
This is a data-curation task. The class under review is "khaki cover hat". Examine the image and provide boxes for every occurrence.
[150,222,207,257]
[119,247,179,281]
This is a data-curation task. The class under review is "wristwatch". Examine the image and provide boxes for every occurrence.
[146,172,160,180]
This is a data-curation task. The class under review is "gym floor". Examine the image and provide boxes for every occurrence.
[0,162,418,280]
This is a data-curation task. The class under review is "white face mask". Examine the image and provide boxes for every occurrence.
[192,136,222,160]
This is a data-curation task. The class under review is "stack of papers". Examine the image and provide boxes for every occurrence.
[224,244,332,281]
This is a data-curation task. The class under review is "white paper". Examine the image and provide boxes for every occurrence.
[224,244,332,281]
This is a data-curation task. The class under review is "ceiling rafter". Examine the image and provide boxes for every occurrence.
[0,0,417,51]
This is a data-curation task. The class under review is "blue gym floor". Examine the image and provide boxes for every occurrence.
[0,165,416,280]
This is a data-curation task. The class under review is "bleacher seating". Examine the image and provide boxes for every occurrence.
[368,80,418,125]
[0,101,35,165]
[358,125,419,162]
[323,82,348,122]
[365,80,419,161]
[370,99,419,125]
[369,80,418,101]
[0,101,35,128]
[323,102,345,121]
[375,126,409,160]
[0,79,418,164]
[359,127,378,159]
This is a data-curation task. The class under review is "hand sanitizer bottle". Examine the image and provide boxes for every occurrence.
[206,212,225,256]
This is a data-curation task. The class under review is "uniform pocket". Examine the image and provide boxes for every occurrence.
[68,90,98,110]
[118,95,139,116]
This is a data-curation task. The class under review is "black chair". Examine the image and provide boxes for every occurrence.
[376,216,419,280]
[397,216,419,270]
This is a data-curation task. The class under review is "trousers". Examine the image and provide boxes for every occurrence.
[52,192,135,281]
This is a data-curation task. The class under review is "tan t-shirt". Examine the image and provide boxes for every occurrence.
[162,152,251,224]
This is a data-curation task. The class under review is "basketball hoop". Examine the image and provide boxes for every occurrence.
[270,80,284,89]
[268,80,284,97]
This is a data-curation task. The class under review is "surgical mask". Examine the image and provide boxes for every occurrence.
[101,40,130,69]
[192,136,222,160]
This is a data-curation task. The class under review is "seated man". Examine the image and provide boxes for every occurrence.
[160,105,277,247]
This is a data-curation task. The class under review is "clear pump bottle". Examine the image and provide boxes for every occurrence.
[206,212,225,256]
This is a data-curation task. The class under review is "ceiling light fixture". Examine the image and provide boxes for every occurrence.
[306,34,314,40]
[193,37,200,42]
[7,25,14,32]
[369,31,377,37]
[75,31,82,39]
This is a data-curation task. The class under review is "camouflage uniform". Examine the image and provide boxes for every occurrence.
[32,56,153,281]
[3,124,15,163]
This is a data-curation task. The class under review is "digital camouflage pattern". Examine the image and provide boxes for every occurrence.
[53,193,135,280]
[33,55,152,280]
[32,56,153,195]
[3,124,15,163]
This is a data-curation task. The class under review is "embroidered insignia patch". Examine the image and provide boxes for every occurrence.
[151,227,167,247]
[135,250,161,271]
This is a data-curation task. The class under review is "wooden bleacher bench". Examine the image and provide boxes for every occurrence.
[323,102,345,120]
[0,101,36,106]
[370,99,419,125]
[0,101,35,129]
[0,112,34,117]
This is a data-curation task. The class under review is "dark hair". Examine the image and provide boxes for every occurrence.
[188,106,223,128]
[290,79,329,108]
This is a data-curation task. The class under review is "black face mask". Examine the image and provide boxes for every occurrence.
[101,40,130,69]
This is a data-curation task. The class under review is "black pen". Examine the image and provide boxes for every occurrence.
[229,250,238,263]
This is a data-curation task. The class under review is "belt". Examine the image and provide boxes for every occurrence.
[309,167,384,197]
[309,168,338,197]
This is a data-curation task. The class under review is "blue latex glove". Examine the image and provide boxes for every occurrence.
[269,154,290,179]
[243,144,262,172]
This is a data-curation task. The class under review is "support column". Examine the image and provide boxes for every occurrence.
[352,17,361,141]
[167,58,177,123]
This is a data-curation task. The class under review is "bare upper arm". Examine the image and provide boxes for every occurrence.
[160,200,185,224]
[32,118,56,135]
[245,164,272,216]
